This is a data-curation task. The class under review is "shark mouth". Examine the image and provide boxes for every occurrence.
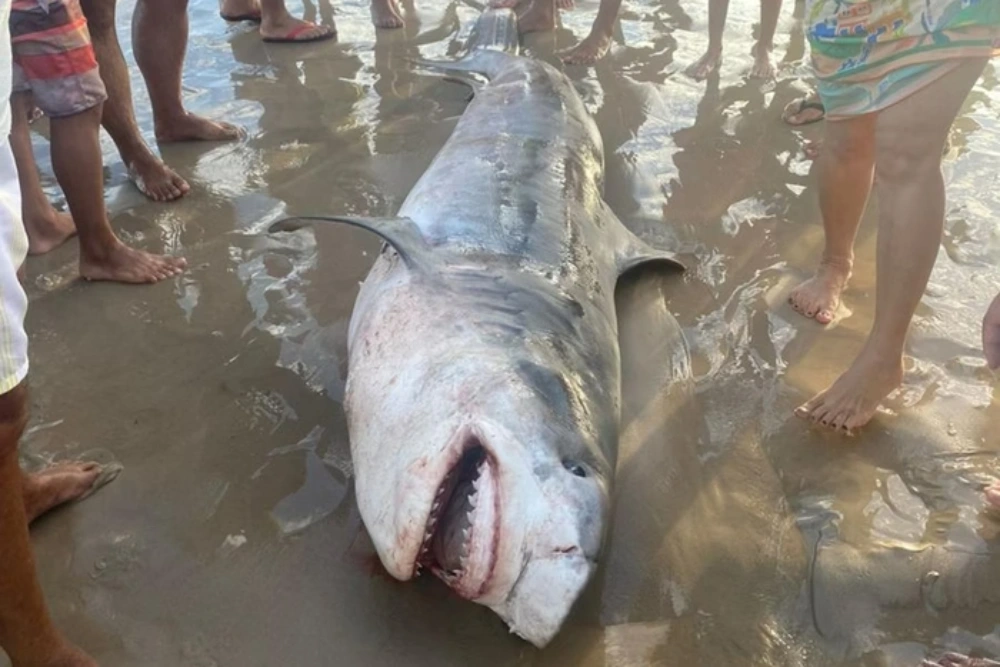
[416,441,499,599]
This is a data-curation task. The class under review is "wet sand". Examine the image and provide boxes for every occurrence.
[6,0,1000,665]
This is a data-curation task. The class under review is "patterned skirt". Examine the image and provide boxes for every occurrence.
[806,0,1000,118]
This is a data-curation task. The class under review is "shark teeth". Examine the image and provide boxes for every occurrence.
[417,445,493,584]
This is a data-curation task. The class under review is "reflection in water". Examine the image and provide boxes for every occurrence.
[6,0,1000,665]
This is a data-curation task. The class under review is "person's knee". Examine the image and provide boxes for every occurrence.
[875,129,942,183]
[824,119,876,165]
[0,384,28,460]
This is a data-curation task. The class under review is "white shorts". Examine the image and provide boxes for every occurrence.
[0,141,29,394]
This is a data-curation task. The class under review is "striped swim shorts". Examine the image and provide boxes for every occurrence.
[10,0,107,118]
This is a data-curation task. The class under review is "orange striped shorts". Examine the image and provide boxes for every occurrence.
[10,0,107,118]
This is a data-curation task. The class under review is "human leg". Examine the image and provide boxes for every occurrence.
[134,0,242,142]
[49,105,188,283]
[79,0,189,201]
[560,0,622,64]
[685,0,729,80]
[371,0,404,29]
[517,0,555,33]
[750,0,781,78]
[9,91,76,255]
[0,135,96,666]
[796,58,989,431]
[9,0,189,283]
[258,0,335,42]
[788,113,876,324]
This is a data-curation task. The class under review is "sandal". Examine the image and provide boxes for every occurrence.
[261,22,336,43]
[782,95,825,126]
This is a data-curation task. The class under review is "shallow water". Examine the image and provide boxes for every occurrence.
[7,0,1000,665]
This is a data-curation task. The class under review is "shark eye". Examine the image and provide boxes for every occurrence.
[563,460,587,478]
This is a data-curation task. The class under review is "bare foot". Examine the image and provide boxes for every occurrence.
[22,462,108,523]
[260,15,336,42]
[556,0,574,9]
[220,0,261,20]
[788,259,852,324]
[982,291,1000,369]
[803,139,822,160]
[685,47,722,80]
[155,112,244,143]
[986,483,1000,510]
[80,241,187,284]
[127,154,190,203]
[39,642,99,667]
[749,44,776,80]
[923,653,1000,667]
[371,0,404,28]
[517,0,555,33]
[794,347,904,432]
[561,32,611,64]
[371,0,403,30]
[25,210,77,256]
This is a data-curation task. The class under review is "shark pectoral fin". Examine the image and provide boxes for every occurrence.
[616,238,685,277]
[443,74,486,99]
[269,215,427,268]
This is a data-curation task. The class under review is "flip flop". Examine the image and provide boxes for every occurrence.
[261,22,336,43]
[70,448,124,503]
[76,462,123,503]
[19,448,123,508]
[782,96,825,126]
[220,11,263,22]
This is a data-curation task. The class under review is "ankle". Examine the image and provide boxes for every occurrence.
[221,0,256,11]
[23,203,61,227]
[818,254,853,275]
[20,472,44,519]
[79,233,124,262]
[261,7,294,26]
[118,140,159,169]
[857,340,905,373]
[589,26,612,42]
[153,107,190,130]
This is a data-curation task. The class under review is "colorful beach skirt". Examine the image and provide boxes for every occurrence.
[806,0,1000,118]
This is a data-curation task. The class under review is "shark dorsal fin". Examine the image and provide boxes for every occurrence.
[270,215,427,269]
